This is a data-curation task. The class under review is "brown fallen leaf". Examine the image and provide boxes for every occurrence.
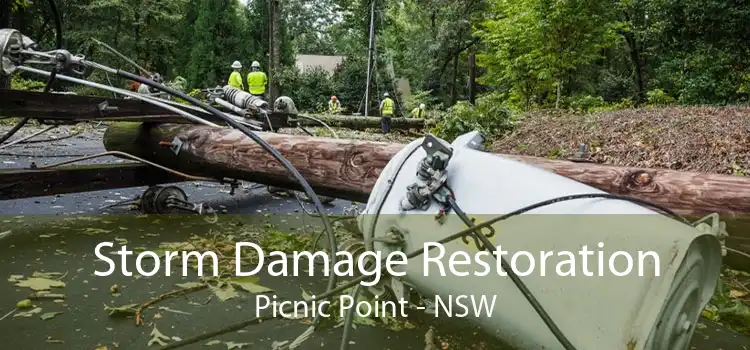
[730,290,748,298]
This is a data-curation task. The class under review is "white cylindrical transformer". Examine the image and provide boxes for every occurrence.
[358,131,723,350]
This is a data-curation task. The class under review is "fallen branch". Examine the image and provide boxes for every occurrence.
[135,283,207,326]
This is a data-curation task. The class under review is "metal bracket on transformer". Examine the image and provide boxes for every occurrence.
[399,134,454,212]
[692,213,729,256]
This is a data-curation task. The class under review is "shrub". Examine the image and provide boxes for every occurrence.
[431,93,518,142]
[646,88,676,106]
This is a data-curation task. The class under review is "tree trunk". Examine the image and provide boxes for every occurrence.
[103,122,750,269]
[269,0,281,101]
[451,52,459,105]
[622,13,645,106]
[468,49,476,104]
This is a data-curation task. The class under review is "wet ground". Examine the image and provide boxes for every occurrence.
[0,124,748,350]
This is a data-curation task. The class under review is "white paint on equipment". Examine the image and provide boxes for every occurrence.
[358,131,723,350]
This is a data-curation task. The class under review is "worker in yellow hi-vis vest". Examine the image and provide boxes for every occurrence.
[246,60,268,100]
[227,61,244,90]
[410,103,426,118]
[379,92,394,133]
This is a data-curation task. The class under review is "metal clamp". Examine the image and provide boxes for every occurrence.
[169,137,183,155]
[399,134,454,211]
[98,101,119,115]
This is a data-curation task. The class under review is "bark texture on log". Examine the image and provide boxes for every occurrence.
[103,122,750,217]
[103,122,402,201]
[300,115,434,131]
[103,122,750,268]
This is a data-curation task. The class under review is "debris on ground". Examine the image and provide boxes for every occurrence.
[147,325,171,347]
[491,106,750,175]
[703,268,750,335]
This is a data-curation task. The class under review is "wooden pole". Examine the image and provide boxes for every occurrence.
[102,122,750,216]
[299,115,433,131]
[102,122,750,267]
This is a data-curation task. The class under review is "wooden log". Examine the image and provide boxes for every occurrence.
[103,122,401,201]
[0,163,184,200]
[299,114,434,131]
[103,122,750,268]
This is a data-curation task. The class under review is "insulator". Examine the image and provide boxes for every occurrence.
[222,85,268,110]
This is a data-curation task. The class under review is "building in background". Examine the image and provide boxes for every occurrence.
[294,54,412,104]
[295,55,345,76]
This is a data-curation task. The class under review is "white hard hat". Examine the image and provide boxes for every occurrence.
[420,103,425,109]
[383,92,389,97]
[251,61,260,68]
[231,61,242,69]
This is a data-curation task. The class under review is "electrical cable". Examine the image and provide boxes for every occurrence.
[0,125,57,150]
[728,247,750,259]
[16,66,220,127]
[15,129,81,144]
[162,191,682,350]
[296,115,339,139]
[337,190,688,350]
[111,70,340,328]
[33,151,221,182]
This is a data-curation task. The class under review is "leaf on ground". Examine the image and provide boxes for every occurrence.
[80,228,112,236]
[32,271,64,279]
[16,277,65,291]
[176,282,204,289]
[225,342,249,349]
[148,326,171,347]
[300,288,313,301]
[39,234,59,238]
[45,336,63,344]
[94,345,109,350]
[16,299,32,308]
[40,311,63,320]
[14,307,42,317]
[159,242,196,250]
[205,340,221,346]
[229,276,273,294]
[730,290,748,298]
[104,303,138,317]
[210,283,238,302]
[7,274,23,282]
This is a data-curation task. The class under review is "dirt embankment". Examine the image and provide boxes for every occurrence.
[491,106,750,175]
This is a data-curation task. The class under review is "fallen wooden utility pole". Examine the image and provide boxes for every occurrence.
[103,122,750,265]
[301,114,434,131]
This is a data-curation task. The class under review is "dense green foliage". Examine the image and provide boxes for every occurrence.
[4,0,750,125]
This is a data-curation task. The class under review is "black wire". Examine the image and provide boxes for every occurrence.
[338,192,688,350]
[165,191,681,350]
[117,71,339,327]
